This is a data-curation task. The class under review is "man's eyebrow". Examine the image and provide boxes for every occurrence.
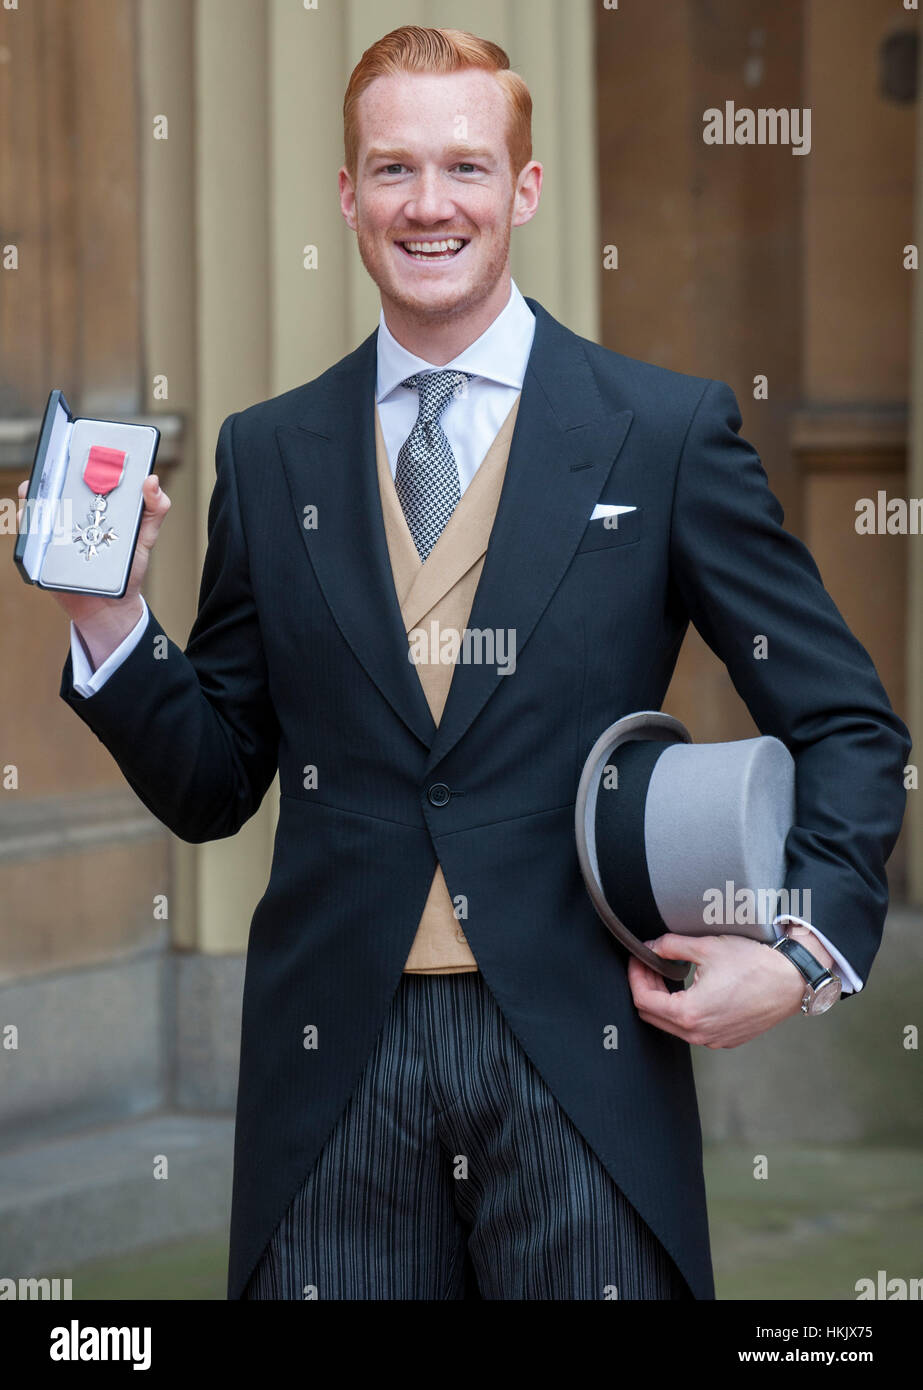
[364,146,497,166]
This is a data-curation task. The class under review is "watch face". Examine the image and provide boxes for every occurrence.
[808,977,842,1015]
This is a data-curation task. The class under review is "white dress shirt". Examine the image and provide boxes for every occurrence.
[376,277,536,495]
[68,278,861,993]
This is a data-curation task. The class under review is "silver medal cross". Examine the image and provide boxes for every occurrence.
[73,493,118,561]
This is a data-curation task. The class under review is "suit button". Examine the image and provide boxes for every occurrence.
[427,782,451,806]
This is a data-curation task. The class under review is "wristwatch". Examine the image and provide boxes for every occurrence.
[770,934,842,1015]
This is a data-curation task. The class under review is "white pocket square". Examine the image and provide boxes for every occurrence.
[590,503,636,520]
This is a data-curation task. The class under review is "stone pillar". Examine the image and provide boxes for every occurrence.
[138,0,198,948]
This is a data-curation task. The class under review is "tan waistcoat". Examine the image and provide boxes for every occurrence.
[373,395,521,974]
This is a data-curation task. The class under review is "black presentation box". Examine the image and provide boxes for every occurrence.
[14,389,160,598]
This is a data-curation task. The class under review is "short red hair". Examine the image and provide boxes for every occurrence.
[343,26,532,183]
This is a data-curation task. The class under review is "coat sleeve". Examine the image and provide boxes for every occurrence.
[667,378,912,987]
[59,411,281,843]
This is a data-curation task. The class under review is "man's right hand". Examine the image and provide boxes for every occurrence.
[17,473,172,673]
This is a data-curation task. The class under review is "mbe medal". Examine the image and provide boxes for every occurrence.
[73,444,127,560]
[15,388,161,597]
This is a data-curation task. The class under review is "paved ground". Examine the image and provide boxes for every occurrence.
[705,1144,922,1300]
[63,1143,923,1300]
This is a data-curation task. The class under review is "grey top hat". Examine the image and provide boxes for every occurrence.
[575,711,796,981]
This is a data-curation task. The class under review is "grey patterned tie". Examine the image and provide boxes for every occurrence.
[395,369,473,562]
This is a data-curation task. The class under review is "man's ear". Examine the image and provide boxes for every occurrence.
[338,167,357,229]
[512,161,543,228]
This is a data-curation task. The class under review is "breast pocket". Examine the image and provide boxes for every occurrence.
[574,506,643,555]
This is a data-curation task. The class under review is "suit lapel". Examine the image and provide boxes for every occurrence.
[422,298,634,775]
[274,297,634,764]
[274,333,437,751]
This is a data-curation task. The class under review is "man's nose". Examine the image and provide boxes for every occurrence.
[402,169,456,223]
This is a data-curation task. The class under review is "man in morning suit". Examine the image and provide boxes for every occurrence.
[33,26,911,1299]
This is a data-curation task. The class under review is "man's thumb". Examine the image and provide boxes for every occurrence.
[644,932,703,964]
[137,476,170,543]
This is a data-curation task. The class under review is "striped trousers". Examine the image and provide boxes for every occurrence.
[243,968,691,1300]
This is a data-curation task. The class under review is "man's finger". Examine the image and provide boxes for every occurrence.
[627,954,669,995]
[630,972,688,1020]
[142,475,165,511]
[635,1007,694,1043]
[135,476,171,546]
[645,932,706,966]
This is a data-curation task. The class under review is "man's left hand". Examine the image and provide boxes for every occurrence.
[627,930,837,1048]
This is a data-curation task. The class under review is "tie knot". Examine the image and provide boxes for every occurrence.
[401,369,473,423]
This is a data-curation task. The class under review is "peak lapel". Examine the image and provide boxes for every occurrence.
[422,298,634,777]
[274,331,437,750]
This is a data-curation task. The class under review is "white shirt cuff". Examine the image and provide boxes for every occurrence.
[771,913,863,994]
[69,595,150,698]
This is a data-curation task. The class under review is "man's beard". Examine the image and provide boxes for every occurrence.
[355,219,512,323]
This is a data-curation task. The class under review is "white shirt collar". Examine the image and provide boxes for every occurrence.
[376,279,535,401]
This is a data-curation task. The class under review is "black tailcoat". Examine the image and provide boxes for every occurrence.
[60,299,911,1300]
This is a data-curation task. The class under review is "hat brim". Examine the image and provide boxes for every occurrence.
[575,710,693,981]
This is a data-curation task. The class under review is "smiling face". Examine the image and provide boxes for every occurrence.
[339,68,541,354]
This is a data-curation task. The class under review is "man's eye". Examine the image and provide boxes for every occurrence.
[376,162,481,176]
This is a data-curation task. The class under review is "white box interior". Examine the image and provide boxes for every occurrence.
[31,414,158,596]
